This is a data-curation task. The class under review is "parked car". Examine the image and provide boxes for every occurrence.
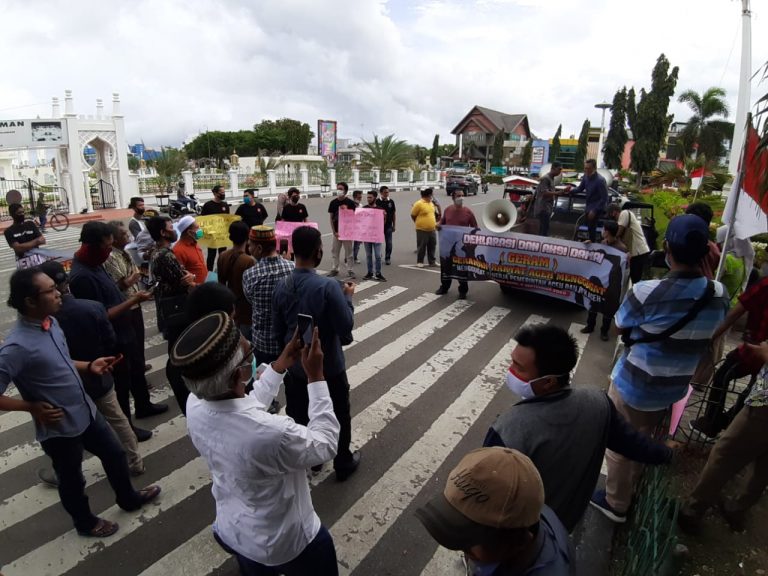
[446,172,479,196]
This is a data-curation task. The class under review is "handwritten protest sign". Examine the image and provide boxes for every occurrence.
[438,225,628,313]
[195,214,242,249]
[275,221,319,253]
[338,208,385,243]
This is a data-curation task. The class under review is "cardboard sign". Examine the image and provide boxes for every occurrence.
[275,221,319,253]
[195,214,242,249]
[338,208,385,243]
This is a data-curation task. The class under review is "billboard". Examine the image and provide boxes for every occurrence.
[318,120,337,161]
[530,139,550,175]
[0,119,69,149]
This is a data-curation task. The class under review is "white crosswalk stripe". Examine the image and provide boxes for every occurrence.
[0,276,604,576]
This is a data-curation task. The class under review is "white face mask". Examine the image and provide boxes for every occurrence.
[454,197,464,207]
[505,369,563,400]
[336,189,346,197]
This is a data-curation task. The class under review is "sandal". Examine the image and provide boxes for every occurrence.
[138,484,161,505]
[77,518,119,538]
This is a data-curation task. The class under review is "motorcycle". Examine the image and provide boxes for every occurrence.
[168,193,201,219]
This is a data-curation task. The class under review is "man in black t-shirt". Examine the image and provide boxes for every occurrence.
[4,203,46,266]
[328,182,356,277]
[375,186,396,265]
[235,188,268,228]
[281,187,309,222]
[201,185,231,271]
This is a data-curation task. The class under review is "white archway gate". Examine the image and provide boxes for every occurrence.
[0,90,131,215]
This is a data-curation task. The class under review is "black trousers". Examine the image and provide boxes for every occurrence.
[40,412,141,532]
[207,247,225,272]
[629,252,649,284]
[113,309,153,420]
[586,310,613,334]
[284,368,353,470]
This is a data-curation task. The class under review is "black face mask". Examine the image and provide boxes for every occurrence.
[12,213,25,223]
[291,196,299,204]
[136,208,145,215]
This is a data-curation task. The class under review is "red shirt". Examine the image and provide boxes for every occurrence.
[173,237,207,284]
[440,204,478,228]
[735,277,768,371]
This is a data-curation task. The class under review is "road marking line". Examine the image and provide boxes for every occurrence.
[346,292,440,352]
[0,415,188,531]
[420,546,466,576]
[330,338,517,575]
[398,264,441,274]
[311,306,510,485]
[347,299,473,389]
[354,286,407,314]
[136,526,227,576]
[3,457,211,576]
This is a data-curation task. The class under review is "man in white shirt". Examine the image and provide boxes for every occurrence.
[171,311,340,575]
[607,203,650,284]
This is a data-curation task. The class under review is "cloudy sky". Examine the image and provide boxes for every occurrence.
[1,0,765,149]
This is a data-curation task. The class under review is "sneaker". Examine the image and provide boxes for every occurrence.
[375,274,386,282]
[457,293,467,300]
[354,258,361,264]
[435,287,448,295]
[385,259,391,265]
[427,262,439,268]
[580,326,594,334]
[362,273,374,280]
[37,467,59,487]
[600,332,610,342]
[689,417,719,442]
[417,263,425,268]
[589,489,627,523]
[335,451,361,482]
[328,270,339,277]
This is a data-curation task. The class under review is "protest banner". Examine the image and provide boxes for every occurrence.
[275,221,319,254]
[338,208,385,243]
[195,214,242,249]
[438,225,628,313]
[17,248,74,271]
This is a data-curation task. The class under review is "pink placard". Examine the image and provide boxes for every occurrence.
[275,221,319,253]
[669,385,694,436]
[338,208,385,243]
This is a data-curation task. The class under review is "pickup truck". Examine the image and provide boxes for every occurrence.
[445,172,479,196]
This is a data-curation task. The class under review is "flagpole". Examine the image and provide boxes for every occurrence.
[716,113,752,280]
[728,0,752,177]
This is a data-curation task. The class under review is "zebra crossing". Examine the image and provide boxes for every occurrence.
[0,272,603,576]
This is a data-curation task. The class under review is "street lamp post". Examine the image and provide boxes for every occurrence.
[594,102,611,168]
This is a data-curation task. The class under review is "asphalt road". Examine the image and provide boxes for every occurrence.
[0,185,617,575]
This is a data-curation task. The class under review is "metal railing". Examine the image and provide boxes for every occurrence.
[238,173,268,189]
[358,170,373,183]
[0,178,69,220]
[275,172,301,187]
[192,173,227,193]
[397,169,409,182]
[379,170,392,183]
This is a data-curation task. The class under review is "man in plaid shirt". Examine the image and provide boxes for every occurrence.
[243,226,294,365]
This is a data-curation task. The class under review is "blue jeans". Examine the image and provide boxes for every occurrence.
[365,242,382,275]
[214,524,339,576]
[384,226,393,261]
[39,212,47,230]
[40,412,142,532]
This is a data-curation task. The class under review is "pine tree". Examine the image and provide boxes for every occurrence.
[430,134,439,166]
[630,54,679,181]
[575,119,590,168]
[604,87,629,170]
[550,124,562,163]
[492,131,505,166]
[521,140,533,168]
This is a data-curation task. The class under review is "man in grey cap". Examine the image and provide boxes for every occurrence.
[172,312,340,575]
[416,447,573,575]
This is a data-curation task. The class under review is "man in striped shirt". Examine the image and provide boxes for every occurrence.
[591,214,729,523]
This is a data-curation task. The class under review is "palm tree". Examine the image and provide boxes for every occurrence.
[360,134,412,171]
[677,87,732,164]
[154,148,188,192]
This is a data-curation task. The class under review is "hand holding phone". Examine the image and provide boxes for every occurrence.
[297,314,314,348]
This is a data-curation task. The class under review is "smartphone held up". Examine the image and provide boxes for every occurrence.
[296,314,314,347]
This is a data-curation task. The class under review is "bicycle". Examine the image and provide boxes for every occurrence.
[28,206,70,232]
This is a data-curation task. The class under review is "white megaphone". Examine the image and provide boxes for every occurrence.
[598,168,614,187]
[483,199,518,233]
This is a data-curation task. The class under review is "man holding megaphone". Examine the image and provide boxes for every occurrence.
[533,162,564,237]
[436,190,478,299]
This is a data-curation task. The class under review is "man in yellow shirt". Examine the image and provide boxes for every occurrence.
[411,187,438,268]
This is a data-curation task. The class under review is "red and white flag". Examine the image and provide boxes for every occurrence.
[690,166,705,191]
[721,125,768,239]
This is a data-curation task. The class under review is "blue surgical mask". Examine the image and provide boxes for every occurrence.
[243,196,252,205]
